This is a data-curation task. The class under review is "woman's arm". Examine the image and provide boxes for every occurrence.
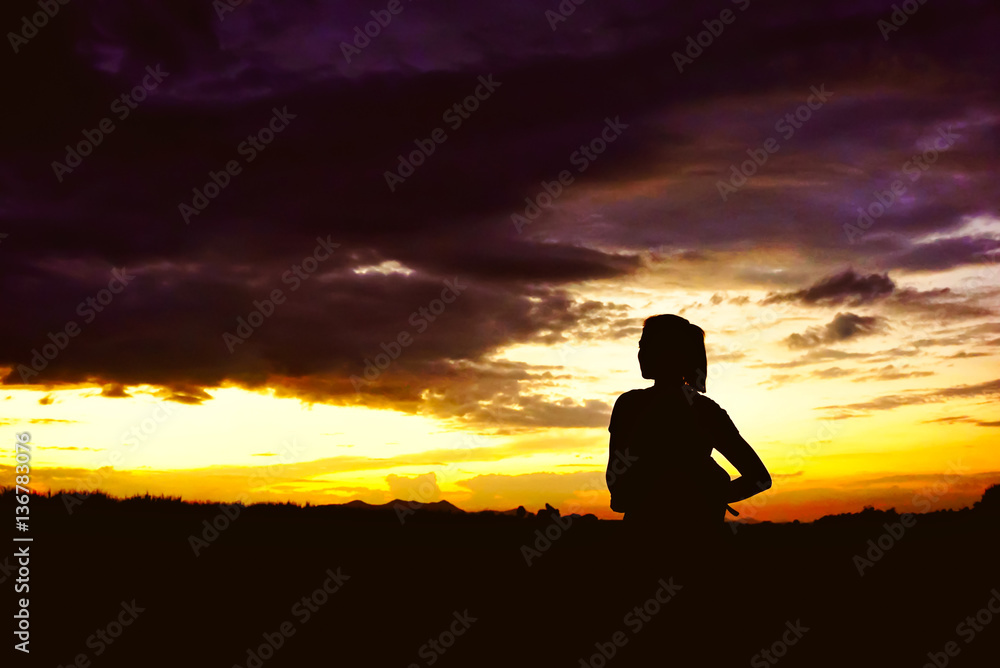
[718,434,771,503]
[606,393,640,512]
[607,430,632,512]
[709,407,772,504]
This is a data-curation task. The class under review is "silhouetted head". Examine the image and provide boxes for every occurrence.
[638,314,707,392]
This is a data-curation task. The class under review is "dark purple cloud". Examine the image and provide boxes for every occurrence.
[887,236,1000,273]
[2,0,999,426]
[764,270,896,306]
[785,312,888,349]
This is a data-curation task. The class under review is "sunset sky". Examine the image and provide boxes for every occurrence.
[2,0,998,522]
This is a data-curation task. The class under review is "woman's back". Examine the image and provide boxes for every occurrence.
[608,384,731,520]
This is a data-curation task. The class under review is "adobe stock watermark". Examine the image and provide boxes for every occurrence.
[393,405,510,523]
[63,401,178,514]
[750,619,810,667]
[921,588,1000,668]
[383,75,501,192]
[340,0,412,63]
[7,0,72,54]
[672,0,751,73]
[911,459,969,513]
[783,419,844,472]
[406,610,477,668]
[844,125,959,244]
[578,577,682,667]
[522,449,638,566]
[12,544,30,654]
[179,106,296,224]
[716,84,833,201]
[959,238,1000,295]
[393,473,444,524]
[511,116,629,233]
[852,459,967,576]
[247,437,309,493]
[394,404,512,524]
[685,298,793,397]
[520,507,574,567]
[51,65,170,183]
[16,268,136,382]
[878,0,930,41]
[725,480,771,533]
[731,419,844,533]
[223,235,339,352]
[53,600,145,666]
[231,567,350,668]
[188,437,310,555]
[188,500,247,556]
[350,277,468,390]
[393,454,478,523]
[544,0,589,31]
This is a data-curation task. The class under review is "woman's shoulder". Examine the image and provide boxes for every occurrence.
[613,388,646,402]
[611,388,645,413]
[690,393,741,437]
[689,392,727,415]
[608,388,652,430]
[614,386,721,406]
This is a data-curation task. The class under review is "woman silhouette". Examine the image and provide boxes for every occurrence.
[606,314,771,549]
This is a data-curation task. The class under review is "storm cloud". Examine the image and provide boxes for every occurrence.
[2,0,999,430]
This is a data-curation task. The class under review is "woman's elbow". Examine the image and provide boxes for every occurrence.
[757,471,772,492]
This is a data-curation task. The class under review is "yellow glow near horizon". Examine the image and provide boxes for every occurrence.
[2,272,997,521]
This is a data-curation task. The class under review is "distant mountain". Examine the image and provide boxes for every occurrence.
[337,499,465,514]
[406,499,464,514]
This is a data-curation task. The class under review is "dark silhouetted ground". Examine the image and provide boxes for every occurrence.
[4,486,998,667]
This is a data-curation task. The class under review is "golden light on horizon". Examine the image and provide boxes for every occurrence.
[3,273,997,522]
